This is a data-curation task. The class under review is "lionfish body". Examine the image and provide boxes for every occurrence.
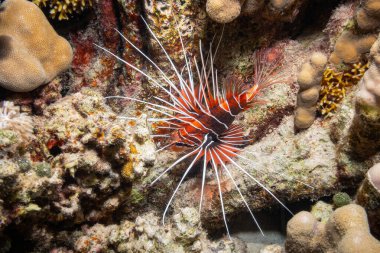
[96,18,296,238]
[167,81,260,165]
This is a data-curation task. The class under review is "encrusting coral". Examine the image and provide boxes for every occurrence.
[285,204,380,253]
[32,0,93,20]
[349,33,380,159]
[0,0,73,92]
[294,52,327,129]
[318,62,368,116]
[356,163,380,237]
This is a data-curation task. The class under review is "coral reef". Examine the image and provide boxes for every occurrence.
[349,33,380,159]
[158,115,343,225]
[0,0,73,92]
[32,89,155,223]
[356,163,380,237]
[72,208,246,253]
[144,0,206,85]
[294,52,327,129]
[285,204,380,253]
[27,208,245,252]
[32,0,93,20]
[2,0,380,251]
[67,0,132,94]
[318,62,368,116]
[0,90,155,237]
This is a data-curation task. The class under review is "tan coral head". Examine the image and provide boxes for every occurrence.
[0,0,73,92]
[206,0,242,23]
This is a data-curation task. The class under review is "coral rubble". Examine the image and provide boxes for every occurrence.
[0,0,73,92]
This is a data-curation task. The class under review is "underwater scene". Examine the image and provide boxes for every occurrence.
[1,0,380,252]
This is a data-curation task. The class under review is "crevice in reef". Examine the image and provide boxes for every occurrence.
[289,0,342,39]
[105,0,127,97]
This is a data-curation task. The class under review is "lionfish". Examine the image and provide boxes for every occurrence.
[95,18,297,238]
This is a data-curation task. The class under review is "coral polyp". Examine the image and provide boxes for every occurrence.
[96,17,292,238]
[32,0,93,20]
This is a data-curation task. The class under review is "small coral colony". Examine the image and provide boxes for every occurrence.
[1,0,380,252]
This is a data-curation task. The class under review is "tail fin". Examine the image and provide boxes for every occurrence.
[246,47,287,103]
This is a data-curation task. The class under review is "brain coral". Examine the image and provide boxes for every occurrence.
[0,0,73,92]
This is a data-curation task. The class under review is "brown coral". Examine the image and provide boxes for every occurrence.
[349,33,380,159]
[356,0,380,31]
[294,52,327,129]
[206,0,242,23]
[329,31,376,65]
[285,204,380,253]
[0,0,73,92]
